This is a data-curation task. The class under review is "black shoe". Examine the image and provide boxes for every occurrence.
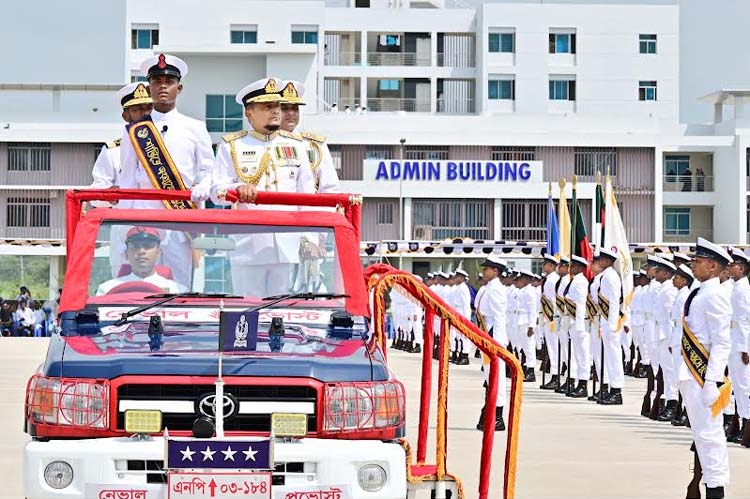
[588,384,608,401]
[410,343,422,354]
[523,369,536,383]
[570,381,588,398]
[657,401,677,422]
[672,413,689,427]
[624,363,633,376]
[722,414,734,438]
[494,406,506,431]
[540,375,560,390]
[730,418,747,444]
[601,390,623,405]
[432,346,440,360]
[635,366,648,378]
[449,351,458,364]
[474,349,481,359]
[457,353,470,366]
[555,378,573,394]
[476,408,486,431]
[706,486,725,499]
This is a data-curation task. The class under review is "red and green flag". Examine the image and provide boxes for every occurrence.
[594,182,605,248]
[571,183,594,279]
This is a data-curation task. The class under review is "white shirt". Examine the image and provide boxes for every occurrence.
[680,277,731,383]
[477,278,508,344]
[300,135,340,193]
[566,272,589,333]
[96,272,185,296]
[453,282,472,319]
[14,306,36,327]
[599,266,622,331]
[91,143,120,188]
[730,277,750,353]
[670,285,691,349]
[516,284,537,329]
[654,278,678,341]
[630,285,645,327]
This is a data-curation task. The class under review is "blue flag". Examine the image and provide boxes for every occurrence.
[219,311,259,352]
[547,190,560,257]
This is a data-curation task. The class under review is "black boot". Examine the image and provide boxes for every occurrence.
[601,387,623,405]
[589,383,608,401]
[523,368,536,383]
[657,400,677,422]
[725,414,740,441]
[474,348,481,358]
[722,414,734,438]
[457,352,470,365]
[555,377,573,394]
[476,407,486,431]
[410,343,422,354]
[494,406,506,431]
[635,365,648,378]
[432,343,440,360]
[730,418,747,444]
[541,375,560,390]
[706,486,725,499]
[570,380,588,398]
[672,412,689,427]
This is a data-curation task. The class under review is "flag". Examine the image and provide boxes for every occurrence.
[604,176,634,322]
[557,180,571,259]
[546,184,560,258]
[571,182,594,278]
[219,310,260,352]
[594,182,606,249]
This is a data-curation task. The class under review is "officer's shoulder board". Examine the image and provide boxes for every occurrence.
[278,130,303,141]
[222,130,249,143]
[105,138,121,149]
[301,131,326,143]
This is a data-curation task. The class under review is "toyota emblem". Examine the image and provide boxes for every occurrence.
[197,393,238,420]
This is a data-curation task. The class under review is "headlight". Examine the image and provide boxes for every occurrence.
[59,382,107,427]
[326,385,373,430]
[44,461,73,489]
[358,464,386,492]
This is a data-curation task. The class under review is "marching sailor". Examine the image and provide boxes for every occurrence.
[668,263,694,426]
[588,255,608,401]
[555,257,574,393]
[515,269,538,382]
[679,238,732,499]
[654,256,679,420]
[727,247,750,444]
[540,254,561,390]
[597,248,624,405]
[211,78,316,297]
[642,255,662,414]
[567,255,591,397]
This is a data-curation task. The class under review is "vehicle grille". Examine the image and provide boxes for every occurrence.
[116,384,317,433]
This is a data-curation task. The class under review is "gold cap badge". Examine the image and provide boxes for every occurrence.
[265,79,280,94]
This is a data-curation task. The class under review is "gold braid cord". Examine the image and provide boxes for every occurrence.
[230,139,275,187]
[398,439,466,499]
[368,268,523,499]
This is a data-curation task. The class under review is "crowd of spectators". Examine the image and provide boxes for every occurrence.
[0,286,61,337]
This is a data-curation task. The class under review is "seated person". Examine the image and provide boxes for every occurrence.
[96,227,186,295]
[14,299,36,337]
[0,301,13,337]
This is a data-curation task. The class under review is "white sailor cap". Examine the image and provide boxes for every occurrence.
[655,257,677,272]
[140,53,188,80]
[597,248,618,261]
[729,246,750,264]
[661,253,675,262]
[427,272,435,278]
[694,237,732,266]
[414,275,423,282]
[533,273,542,280]
[672,252,691,264]
[646,254,661,266]
[558,256,571,265]
[115,82,152,109]
[455,269,469,278]
[543,254,560,265]
[477,272,483,279]
[518,269,535,279]
[235,78,284,106]
[570,254,589,267]
[438,271,450,279]
[676,263,694,282]
[481,254,507,270]
[280,80,306,105]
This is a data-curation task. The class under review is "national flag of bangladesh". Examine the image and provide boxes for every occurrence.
[571,185,593,279]
[595,182,606,248]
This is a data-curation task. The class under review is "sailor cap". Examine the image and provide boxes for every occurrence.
[141,53,188,80]
[455,269,469,278]
[729,246,750,264]
[655,257,677,272]
[597,248,618,261]
[559,256,571,265]
[672,252,691,264]
[427,272,435,278]
[115,82,152,109]
[571,255,589,267]
[646,254,661,266]
[236,78,284,106]
[280,80,306,105]
[481,254,507,270]
[676,263,694,282]
[694,237,732,266]
[517,269,535,279]
[543,254,560,265]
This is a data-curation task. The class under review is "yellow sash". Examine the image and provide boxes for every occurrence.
[540,295,555,331]
[555,295,566,315]
[585,295,599,322]
[597,292,610,318]
[564,297,577,317]
[681,318,732,417]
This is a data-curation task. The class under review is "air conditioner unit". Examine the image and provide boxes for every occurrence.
[413,225,432,240]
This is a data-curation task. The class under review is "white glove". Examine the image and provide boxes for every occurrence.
[190,182,211,203]
[700,382,720,408]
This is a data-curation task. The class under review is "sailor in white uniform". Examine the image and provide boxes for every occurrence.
[679,238,732,498]
[211,78,316,298]
[539,254,561,390]
[567,255,592,397]
[726,247,750,444]
[597,248,624,405]
[641,255,662,413]
[653,257,678,419]
[515,269,538,382]
[554,258,574,393]
[588,255,608,401]
[667,263,694,426]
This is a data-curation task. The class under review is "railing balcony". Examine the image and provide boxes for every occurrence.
[663,228,713,243]
[436,98,475,114]
[437,52,475,68]
[663,175,713,192]
[367,52,430,66]
[367,98,431,112]
[324,51,362,66]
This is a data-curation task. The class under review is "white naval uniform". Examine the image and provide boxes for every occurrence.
[643,279,662,371]
[91,141,120,188]
[506,285,518,350]
[679,277,731,489]
[118,108,215,288]
[669,285,691,401]
[630,285,646,367]
[655,278,679,402]
[408,291,424,347]
[516,283,537,369]
[590,274,607,384]
[299,132,340,193]
[542,272,561,374]
[477,277,508,406]
[453,282,473,352]
[729,277,750,420]
[599,266,624,389]
[95,272,185,296]
[720,279,736,416]
[557,274,574,376]
[567,272,591,382]
[211,130,315,297]
[534,285,543,349]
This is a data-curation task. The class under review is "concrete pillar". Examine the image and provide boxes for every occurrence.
[493,199,502,240]
[714,103,723,124]
[403,197,412,241]
[653,147,664,243]
[48,255,61,300]
[360,77,367,110]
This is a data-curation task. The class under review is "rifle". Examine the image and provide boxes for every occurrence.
[673,393,683,423]
[598,339,605,403]
[686,445,702,499]
[649,367,665,420]
[641,365,654,416]
[540,339,550,386]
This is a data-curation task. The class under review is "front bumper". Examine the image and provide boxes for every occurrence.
[25,436,407,499]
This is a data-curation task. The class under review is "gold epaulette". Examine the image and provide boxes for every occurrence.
[105,138,121,149]
[278,130,303,141]
[301,130,326,143]
[222,130,249,143]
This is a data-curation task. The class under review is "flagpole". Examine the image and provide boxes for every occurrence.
[216,299,225,438]
[567,176,577,397]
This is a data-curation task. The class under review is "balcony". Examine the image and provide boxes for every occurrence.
[366,97,430,112]
[663,228,713,243]
[437,52,475,68]
[367,52,430,66]
[662,175,713,192]
[436,98,475,114]
[324,51,362,66]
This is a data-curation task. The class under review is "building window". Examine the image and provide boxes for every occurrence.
[355,0,370,6]
[665,208,691,236]
[549,32,576,54]
[405,146,449,160]
[131,28,159,49]
[377,203,394,224]
[130,75,148,83]
[292,31,318,44]
[230,30,257,44]
[488,33,514,53]
[491,146,536,161]
[665,155,690,176]
[488,79,515,100]
[639,34,657,54]
[8,143,51,172]
[501,199,547,240]
[7,197,51,228]
[574,147,617,177]
[365,146,391,160]
[328,145,342,171]
[639,80,657,101]
[378,79,400,91]
[549,79,576,101]
[412,199,490,240]
[205,95,243,133]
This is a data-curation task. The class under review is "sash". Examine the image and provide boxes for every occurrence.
[555,295,566,315]
[540,295,555,330]
[585,295,599,322]
[476,309,488,332]
[127,118,195,209]
[597,292,610,319]
[564,297,577,317]
[681,317,732,417]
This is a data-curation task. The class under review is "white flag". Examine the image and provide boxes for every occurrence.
[604,176,634,322]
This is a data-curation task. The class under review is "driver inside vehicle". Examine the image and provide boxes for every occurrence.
[96,226,186,295]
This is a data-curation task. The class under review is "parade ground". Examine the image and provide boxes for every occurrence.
[3,338,749,499]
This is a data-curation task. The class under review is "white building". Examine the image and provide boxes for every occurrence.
[0,0,749,289]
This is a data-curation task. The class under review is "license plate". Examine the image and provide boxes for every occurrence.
[167,471,271,499]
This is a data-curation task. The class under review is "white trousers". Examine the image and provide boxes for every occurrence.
[602,324,624,389]
[632,323,647,364]
[590,322,608,384]
[644,320,660,372]
[521,326,536,368]
[543,322,559,374]
[232,263,294,297]
[660,339,679,401]
[410,311,424,345]
[680,378,730,488]
[559,324,577,376]
[571,327,591,381]
[729,350,750,419]
[621,329,633,361]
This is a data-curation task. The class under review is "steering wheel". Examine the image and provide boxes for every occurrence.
[106,281,164,295]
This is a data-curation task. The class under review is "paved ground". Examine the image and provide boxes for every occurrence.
[4,338,750,498]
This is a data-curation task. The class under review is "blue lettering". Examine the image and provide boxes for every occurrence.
[428,161,440,180]
[486,162,497,180]
[475,162,484,180]
[389,161,401,179]
[519,162,531,181]
[375,161,389,180]
[459,162,471,180]
[402,161,420,180]
[447,162,458,180]
[504,162,517,181]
